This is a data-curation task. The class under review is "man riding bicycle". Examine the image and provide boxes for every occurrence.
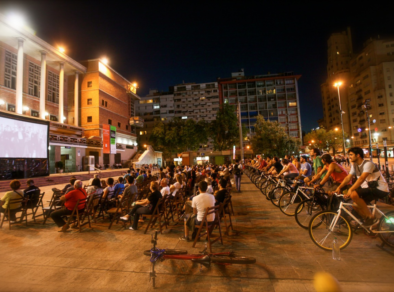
[311,153,350,193]
[334,147,389,226]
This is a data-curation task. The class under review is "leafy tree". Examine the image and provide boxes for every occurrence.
[149,118,209,159]
[304,128,347,155]
[250,115,301,157]
[210,103,243,151]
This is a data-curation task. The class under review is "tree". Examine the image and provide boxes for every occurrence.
[149,118,209,159]
[304,128,347,155]
[210,103,243,151]
[250,115,301,157]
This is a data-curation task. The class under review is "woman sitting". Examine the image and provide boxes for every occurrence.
[87,178,103,207]
[0,180,24,223]
[120,181,162,230]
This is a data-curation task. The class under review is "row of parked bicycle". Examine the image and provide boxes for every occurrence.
[244,166,394,250]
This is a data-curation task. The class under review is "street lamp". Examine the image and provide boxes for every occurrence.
[334,82,346,156]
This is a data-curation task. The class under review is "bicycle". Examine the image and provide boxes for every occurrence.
[278,185,314,216]
[309,193,394,251]
[144,231,256,288]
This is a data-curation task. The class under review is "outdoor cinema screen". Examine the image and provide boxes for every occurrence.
[0,116,48,159]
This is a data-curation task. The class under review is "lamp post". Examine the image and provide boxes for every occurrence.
[334,82,347,156]
[363,100,373,161]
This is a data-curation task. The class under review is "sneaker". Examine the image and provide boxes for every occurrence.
[120,216,129,221]
[9,221,16,224]
[363,217,379,227]
[179,236,190,241]
[129,226,136,230]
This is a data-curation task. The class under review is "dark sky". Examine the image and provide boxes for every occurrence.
[2,1,393,131]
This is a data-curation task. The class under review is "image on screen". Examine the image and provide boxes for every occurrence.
[0,117,48,158]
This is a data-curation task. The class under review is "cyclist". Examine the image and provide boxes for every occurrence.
[334,147,389,226]
[267,157,283,175]
[311,153,350,193]
[262,156,273,172]
[276,158,299,180]
[305,148,326,185]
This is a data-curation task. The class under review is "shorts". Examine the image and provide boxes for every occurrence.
[355,187,389,204]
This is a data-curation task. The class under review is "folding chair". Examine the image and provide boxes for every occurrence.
[0,198,28,230]
[64,197,89,232]
[219,197,234,235]
[25,190,44,223]
[107,193,132,229]
[80,193,101,227]
[42,191,64,224]
[163,194,174,224]
[144,198,167,234]
[192,205,223,252]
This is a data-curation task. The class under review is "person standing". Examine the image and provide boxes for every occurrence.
[233,160,242,192]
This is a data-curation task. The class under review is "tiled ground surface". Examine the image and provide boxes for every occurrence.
[0,175,394,291]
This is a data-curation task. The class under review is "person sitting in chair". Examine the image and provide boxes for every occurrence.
[120,181,162,230]
[180,180,215,241]
[50,180,87,232]
[0,180,24,223]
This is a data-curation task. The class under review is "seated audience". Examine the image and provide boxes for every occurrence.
[50,180,87,232]
[214,179,228,206]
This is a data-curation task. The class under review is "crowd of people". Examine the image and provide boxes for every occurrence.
[246,147,390,227]
[0,162,244,236]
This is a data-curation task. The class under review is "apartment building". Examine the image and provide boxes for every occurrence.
[136,89,175,146]
[320,28,353,135]
[218,70,302,139]
[347,38,394,152]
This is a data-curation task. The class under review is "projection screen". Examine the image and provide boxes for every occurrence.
[0,116,48,158]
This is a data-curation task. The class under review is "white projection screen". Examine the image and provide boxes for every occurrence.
[0,116,48,158]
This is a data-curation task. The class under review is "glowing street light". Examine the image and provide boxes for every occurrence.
[101,57,108,65]
[334,81,346,154]
[58,47,65,53]
[312,140,315,143]
[335,127,339,131]
[7,12,26,29]
[22,106,29,111]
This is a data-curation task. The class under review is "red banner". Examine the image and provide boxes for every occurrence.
[103,124,110,154]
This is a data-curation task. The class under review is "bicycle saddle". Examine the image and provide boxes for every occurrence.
[191,255,211,265]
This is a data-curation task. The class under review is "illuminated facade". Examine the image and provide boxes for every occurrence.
[218,70,302,139]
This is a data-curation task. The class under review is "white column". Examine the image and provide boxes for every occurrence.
[39,51,47,119]
[15,38,24,114]
[74,72,79,126]
[59,62,64,123]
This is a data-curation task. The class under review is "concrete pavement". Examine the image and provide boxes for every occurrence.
[0,174,394,291]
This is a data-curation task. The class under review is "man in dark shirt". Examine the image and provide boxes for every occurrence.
[214,179,228,206]
[268,157,283,175]
[123,176,138,201]
[23,179,40,199]
[120,181,162,230]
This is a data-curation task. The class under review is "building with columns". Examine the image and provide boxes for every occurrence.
[0,13,138,174]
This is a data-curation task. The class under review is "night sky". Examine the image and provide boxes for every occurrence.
[1,1,393,131]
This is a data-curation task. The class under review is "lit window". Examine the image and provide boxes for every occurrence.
[182,116,187,119]
[153,105,160,109]
[289,102,297,107]
[337,51,340,55]
[140,131,144,135]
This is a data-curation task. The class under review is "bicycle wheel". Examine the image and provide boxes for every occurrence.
[269,187,288,207]
[211,256,256,264]
[309,210,352,251]
[278,191,303,216]
[143,249,188,256]
[295,199,324,229]
[264,182,276,200]
[378,211,394,248]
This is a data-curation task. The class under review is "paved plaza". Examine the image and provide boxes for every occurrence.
[1,175,394,291]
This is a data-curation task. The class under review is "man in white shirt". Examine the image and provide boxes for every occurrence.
[180,181,215,241]
[160,179,170,197]
[335,147,389,226]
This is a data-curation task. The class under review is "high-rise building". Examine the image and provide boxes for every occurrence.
[320,28,353,135]
[347,38,394,152]
[136,89,174,146]
[218,70,302,139]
